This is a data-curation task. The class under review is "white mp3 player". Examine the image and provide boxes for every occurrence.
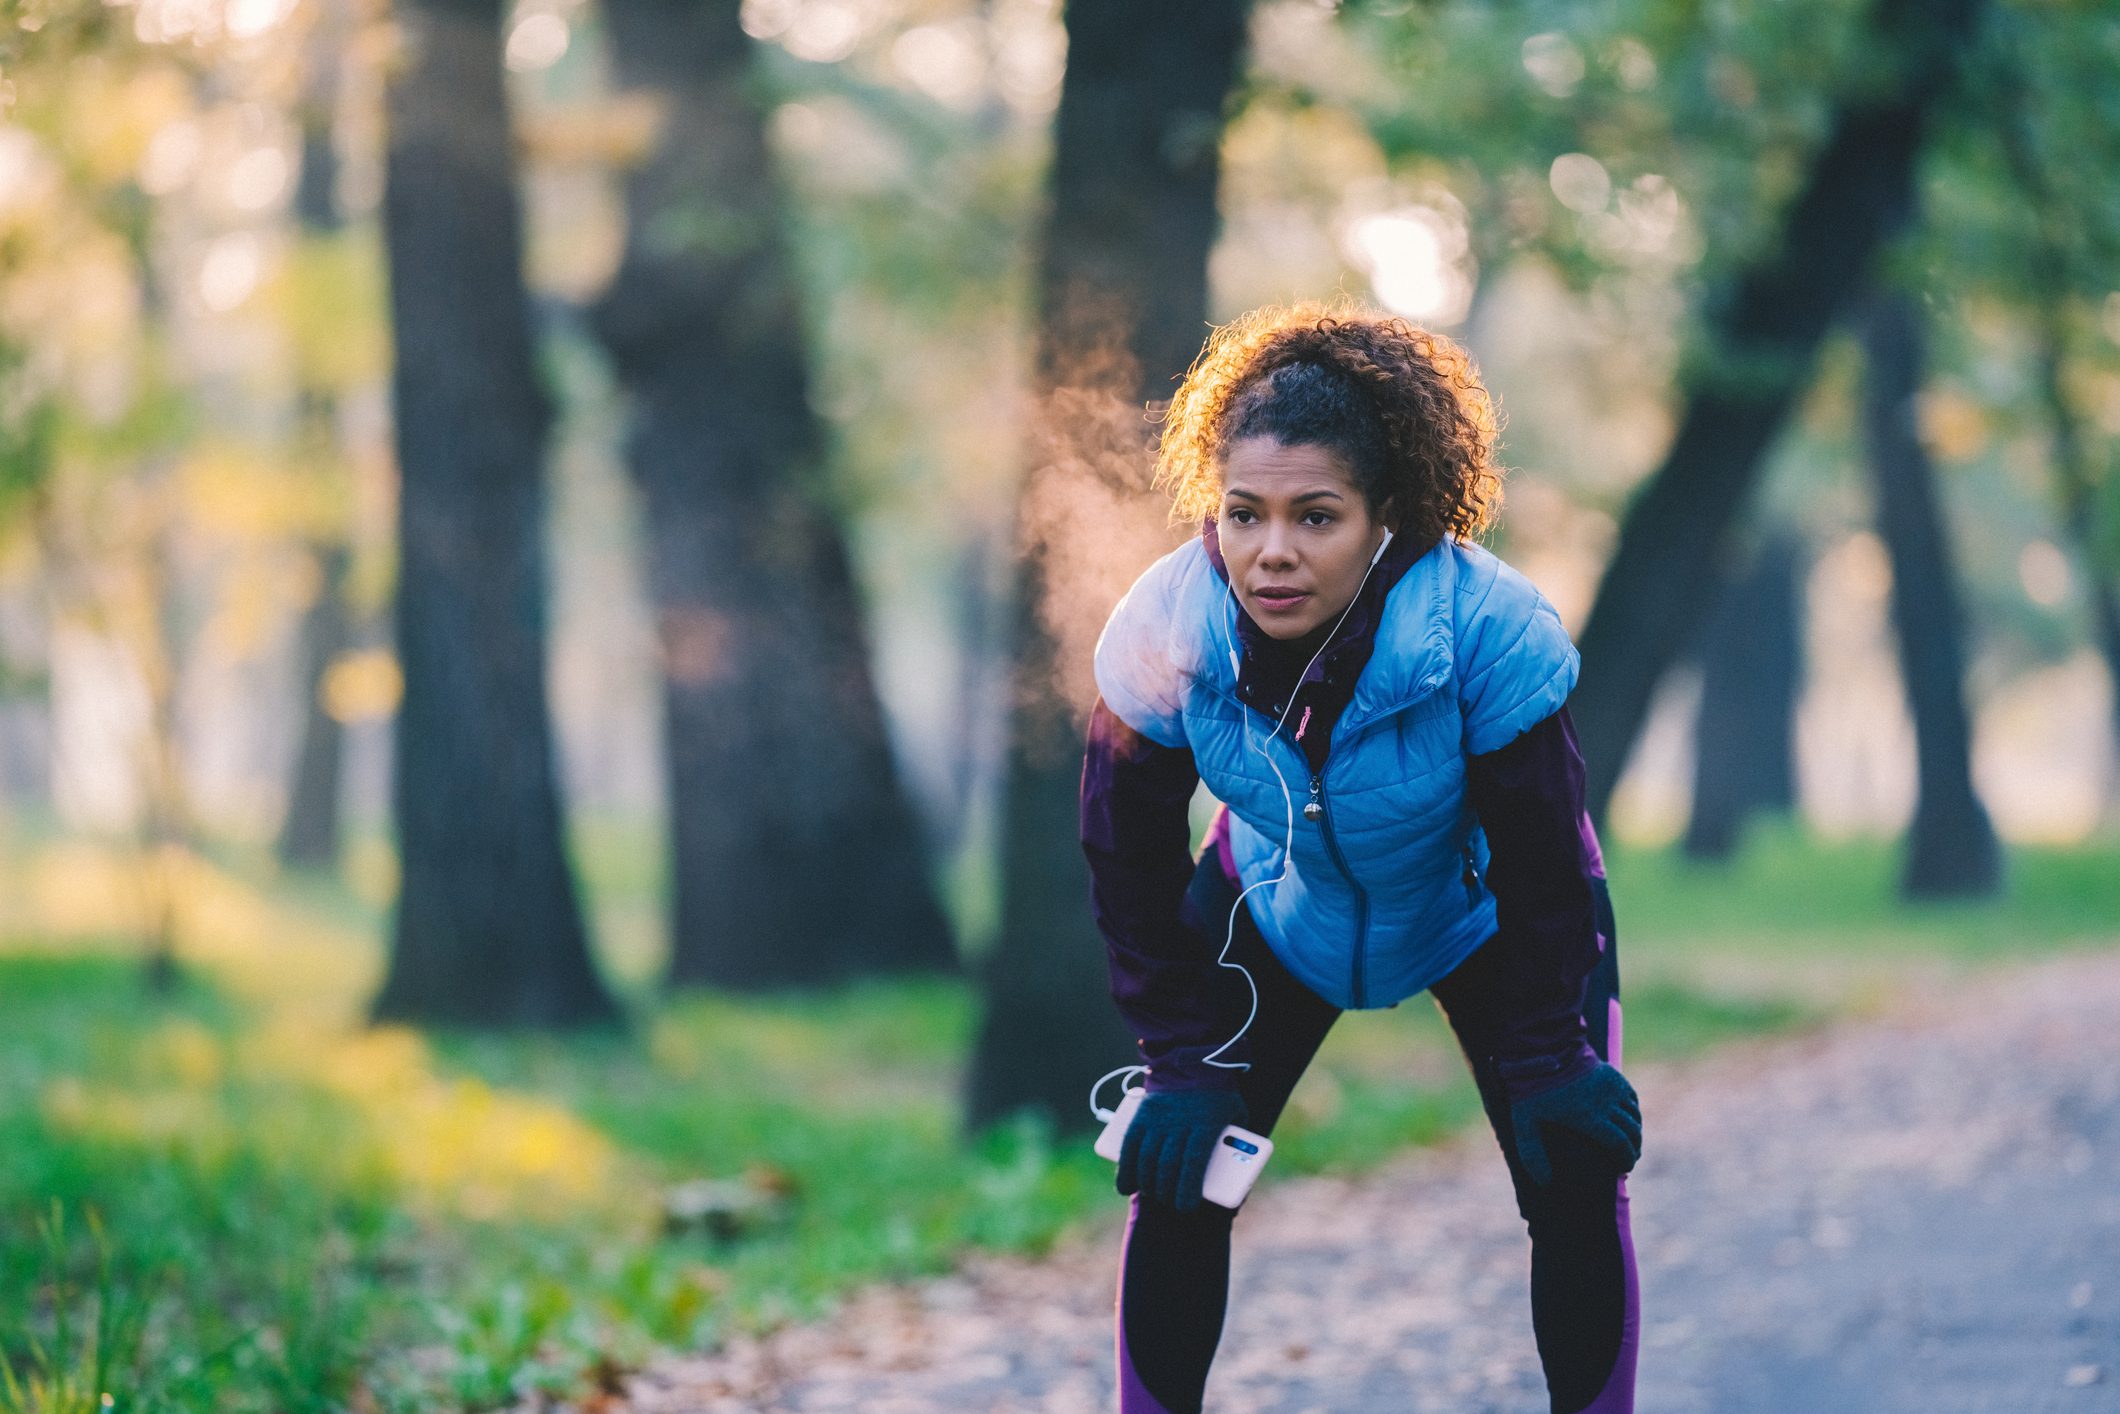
[1093,1086,1274,1209]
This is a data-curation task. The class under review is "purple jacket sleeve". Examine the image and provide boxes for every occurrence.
[1462,705,1611,1103]
[1080,696,1246,1092]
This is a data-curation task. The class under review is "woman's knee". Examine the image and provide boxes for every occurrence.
[1508,1129,1629,1226]
[1124,1194,1239,1270]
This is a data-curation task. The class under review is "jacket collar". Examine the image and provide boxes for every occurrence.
[1200,513,1443,724]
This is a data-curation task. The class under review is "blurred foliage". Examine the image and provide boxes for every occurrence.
[260,229,389,396]
[1305,0,2120,687]
[0,0,391,860]
[0,0,2113,838]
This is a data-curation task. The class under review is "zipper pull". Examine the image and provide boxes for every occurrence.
[1303,774,1325,822]
[1462,842,1480,905]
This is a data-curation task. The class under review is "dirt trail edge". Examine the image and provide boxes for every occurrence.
[601,947,2120,1413]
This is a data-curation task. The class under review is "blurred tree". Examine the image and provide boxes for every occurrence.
[1568,0,1989,826]
[371,0,617,1025]
[0,16,210,990]
[277,537,353,869]
[1337,0,2120,839]
[277,0,357,871]
[1979,13,2120,804]
[1683,527,1804,860]
[1860,286,2002,897]
[966,0,1252,1135]
[589,0,957,990]
[732,21,1054,908]
[1341,0,1885,338]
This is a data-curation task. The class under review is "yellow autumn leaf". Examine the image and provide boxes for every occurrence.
[322,646,401,722]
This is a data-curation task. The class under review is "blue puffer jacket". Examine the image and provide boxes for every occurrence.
[1091,533,1580,1010]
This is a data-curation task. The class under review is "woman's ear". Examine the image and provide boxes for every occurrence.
[1372,492,1402,534]
[1373,497,1402,550]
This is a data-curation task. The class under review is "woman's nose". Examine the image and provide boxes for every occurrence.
[1260,523,1298,566]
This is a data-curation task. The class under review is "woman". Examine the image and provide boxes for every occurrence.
[1080,302,1642,1414]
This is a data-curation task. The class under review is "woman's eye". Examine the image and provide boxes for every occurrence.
[1302,511,1332,527]
[1227,508,1256,524]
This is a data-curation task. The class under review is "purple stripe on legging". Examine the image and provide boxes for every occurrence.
[1567,1172,1640,1414]
[1115,1195,1177,1413]
[1570,994,1638,1414]
[1208,805,1238,885]
[1578,808,1607,879]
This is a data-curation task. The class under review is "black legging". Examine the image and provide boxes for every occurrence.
[1114,847,1639,1413]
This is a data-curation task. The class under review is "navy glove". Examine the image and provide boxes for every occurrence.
[1116,1088,1249,1213]
[1508,1061,1641,1186]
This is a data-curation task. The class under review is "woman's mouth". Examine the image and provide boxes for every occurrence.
[1252,588,1311,613]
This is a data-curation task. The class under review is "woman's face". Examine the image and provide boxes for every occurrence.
[1217,436,1389,641]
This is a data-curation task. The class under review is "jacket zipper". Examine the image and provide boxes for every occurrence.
[1462,841,1481,908]
[1308,771,1371,1008]
[1221,676,1432,1011]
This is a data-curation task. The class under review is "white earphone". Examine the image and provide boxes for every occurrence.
[1091,522,1395,1120]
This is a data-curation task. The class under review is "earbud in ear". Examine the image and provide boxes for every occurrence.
[1370,527,1395,567]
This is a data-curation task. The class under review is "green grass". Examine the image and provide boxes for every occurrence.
[1604,823,2120,1021]
[1,822,2114,1409]
[1615,825,2120,960]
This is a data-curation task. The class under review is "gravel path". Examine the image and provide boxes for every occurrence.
[608,947,2120,1413]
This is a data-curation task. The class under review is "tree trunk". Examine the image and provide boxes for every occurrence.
[2031,325,2120,814]
[371,0,617,1027]
[589,0,956,991]
[1859,289,2002,898]
[277,0,353,870]
[1571,0,1987,827]
[965,0,1252,1137]
[1683,528,1804,860]
[1990,68,2120,813]
[141,528,189,995]
[278,542,353,868]
[938,527,1003,856]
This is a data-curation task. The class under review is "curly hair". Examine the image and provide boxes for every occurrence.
[1152,299,1505,547]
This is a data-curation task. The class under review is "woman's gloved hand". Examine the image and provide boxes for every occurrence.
[1116,1087,1250,1213]
[1508,1061,1641,1186]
